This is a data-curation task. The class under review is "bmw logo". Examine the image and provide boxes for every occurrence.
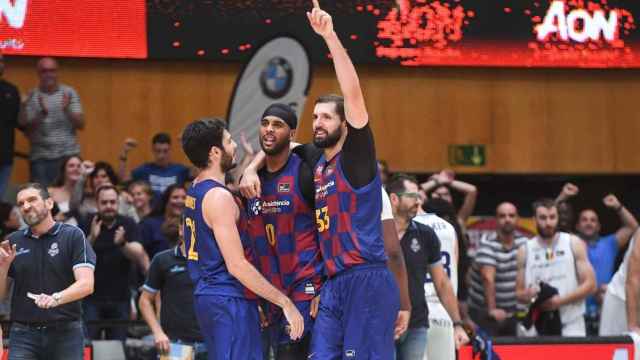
[260,57,293,99]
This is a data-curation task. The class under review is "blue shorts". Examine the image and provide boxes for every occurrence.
[310,264,400,359]
[263,300,314,346]
[194,295,262,360]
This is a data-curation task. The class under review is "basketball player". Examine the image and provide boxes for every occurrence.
[599,229,640,336]
[418,198,466,360]
[241,1,411,357]
[180,118,303,360]
[516,198,596,336]
[247,104,324,359]
[389,175,468,360]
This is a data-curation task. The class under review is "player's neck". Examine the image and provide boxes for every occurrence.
[265,148,291,173]
[394,214,410,238]
[194,167,225,186]
[323,136,346,162]
[539,232,558,247]
[30,216,56,237]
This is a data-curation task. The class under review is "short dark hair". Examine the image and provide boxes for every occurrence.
[386,173,418,195]
[428,184,452,198]
[152,132,171,145]
[17,182,50,200]
[96,184,119,200]
[532,198,557,215]
[90,162,119,186]
[315,94,345,122]
[181,118,227,169]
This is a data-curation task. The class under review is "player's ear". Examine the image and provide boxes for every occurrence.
[289,129,296,142]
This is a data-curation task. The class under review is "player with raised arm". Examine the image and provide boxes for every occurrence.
[241,2,411,358]
[181,118,303,360]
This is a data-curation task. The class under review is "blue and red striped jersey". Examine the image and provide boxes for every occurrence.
[313,152,387,277]
[183,179,256,299]
[247,154,324,303]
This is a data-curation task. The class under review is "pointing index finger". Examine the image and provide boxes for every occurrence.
[312,0,320,9]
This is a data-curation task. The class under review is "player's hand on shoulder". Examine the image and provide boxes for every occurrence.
[239,168,261,199]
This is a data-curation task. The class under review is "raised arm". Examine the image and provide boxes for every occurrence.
[308,0,368,128]
[451,179,477,223]
[603,194,639,248]
[625,231,640,334]
[555,183,579,204]
[203,189,304,340]
[515,245,536,304]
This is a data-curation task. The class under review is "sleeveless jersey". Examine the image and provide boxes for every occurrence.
[608,234,637,301]
[183,179,255,299]
[524,232,584,324]
[414,213,458,360]
[247,154,324,302]
[313,152,387,277]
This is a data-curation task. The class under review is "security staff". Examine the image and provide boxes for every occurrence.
[0,183,96,360]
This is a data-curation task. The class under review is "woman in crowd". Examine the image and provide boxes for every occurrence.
[48,155,84,225]
[127,180,154,223]
[139,184,186,258]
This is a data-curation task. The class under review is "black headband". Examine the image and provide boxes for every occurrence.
[261,103,297,130]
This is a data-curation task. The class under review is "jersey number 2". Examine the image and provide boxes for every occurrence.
[185,217,198,260]
[315,207,330,233]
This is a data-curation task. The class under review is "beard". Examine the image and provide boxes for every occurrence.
[537,223,557,239]
[260,136,289,156]
[500,223,515,235]
[313,126,342,149]
[22,207,49,227]
[220,149,236,172]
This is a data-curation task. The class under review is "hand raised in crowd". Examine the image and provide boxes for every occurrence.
[561,183,579,198]
[307,0,335,38]
[240,132,255,157]
[394,310,410,339]
[603,194,622,210]
[114,226,126,246]
[0,240,16,269]
[122,138,138,155]
[81,160,95,176]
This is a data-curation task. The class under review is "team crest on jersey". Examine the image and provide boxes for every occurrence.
[249,198,262,216]
[278,182,291,193]
[410,238,421,253]
[48,242,59,257]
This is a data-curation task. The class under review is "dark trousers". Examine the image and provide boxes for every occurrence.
[30,157,66,187]
[83,300,130,341]
[9,321,84,360]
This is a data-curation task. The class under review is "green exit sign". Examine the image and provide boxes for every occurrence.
[448,145,486,166]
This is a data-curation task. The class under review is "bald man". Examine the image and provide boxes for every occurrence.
[468,202,527,336]
[20,57,84,186]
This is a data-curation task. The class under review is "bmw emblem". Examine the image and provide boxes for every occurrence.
[260,57,293,99]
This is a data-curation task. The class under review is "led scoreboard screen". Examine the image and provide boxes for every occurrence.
[0,0,147,59]
[147,0,639,68]
[1,0,638,67]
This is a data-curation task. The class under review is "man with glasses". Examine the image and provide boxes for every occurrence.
[388,174,468,359]
[20,57,85,186]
